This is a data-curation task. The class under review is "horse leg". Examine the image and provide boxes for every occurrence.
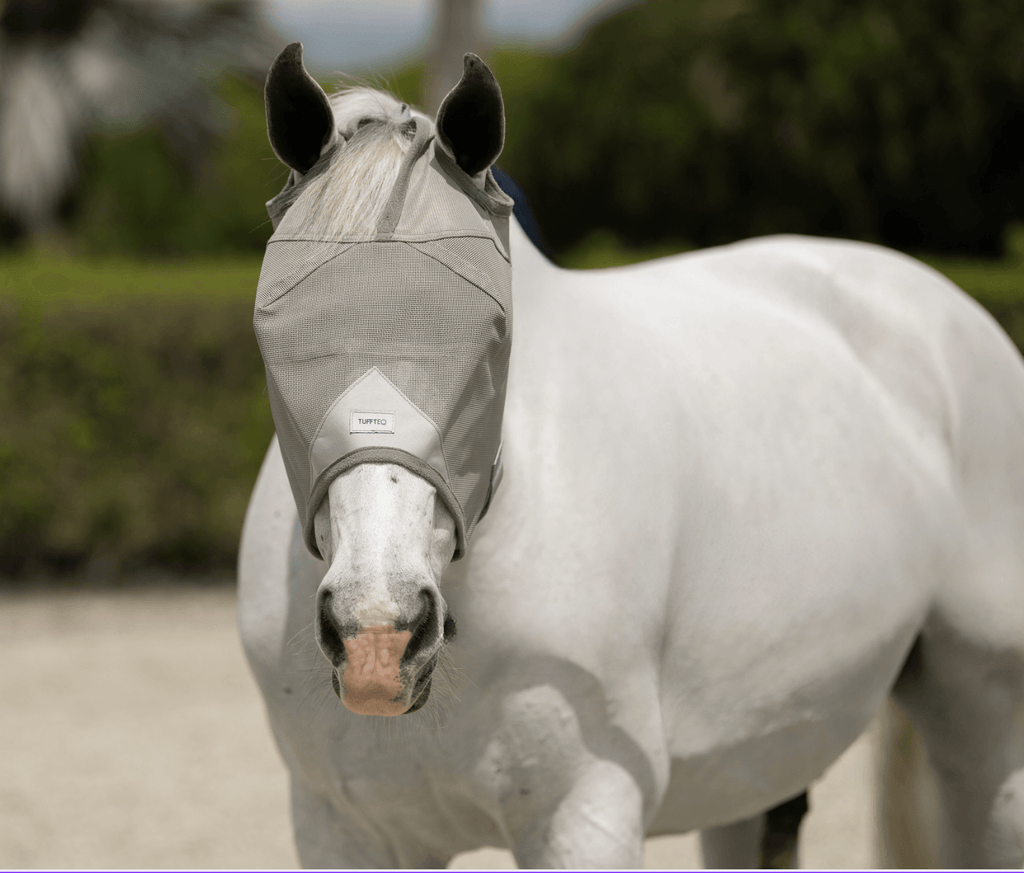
[875,696,941,867]
[290,779,449,869]
[761,792,809,867]
[290,780,389,868]
[700,792,808,868]
[700,814,765,868]
[507,758,646,868]
[888,627,1024,867]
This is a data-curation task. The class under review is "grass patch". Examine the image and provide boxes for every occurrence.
[558,229,697,270]
[1,250,262,306]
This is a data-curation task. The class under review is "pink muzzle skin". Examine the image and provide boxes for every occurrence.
[339,626,413,716]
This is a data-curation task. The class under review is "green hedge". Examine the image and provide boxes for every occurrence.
[0,245,1022,581]
[0,254,271,578]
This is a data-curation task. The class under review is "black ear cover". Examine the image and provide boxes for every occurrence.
[435,53,505,176]
[265,42,335,174]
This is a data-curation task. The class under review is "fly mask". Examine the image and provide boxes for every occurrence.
[254,45,513,561]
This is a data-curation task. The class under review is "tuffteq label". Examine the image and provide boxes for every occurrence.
[350,411,396,434]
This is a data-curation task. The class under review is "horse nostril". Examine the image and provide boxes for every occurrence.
[402,589,439,663]
[316,589,346,664]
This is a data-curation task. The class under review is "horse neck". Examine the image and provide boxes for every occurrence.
[509,216,559,286]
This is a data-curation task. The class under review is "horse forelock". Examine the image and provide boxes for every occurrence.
[287,86,426,238]
[327,86,422,137]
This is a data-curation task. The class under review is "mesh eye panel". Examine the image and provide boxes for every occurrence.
[254,119,513,559]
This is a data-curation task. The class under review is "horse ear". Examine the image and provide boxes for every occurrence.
[265,42,335,174]
[435,53,505,176]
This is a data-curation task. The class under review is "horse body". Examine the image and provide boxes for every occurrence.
[239,45,1024,867]
[241,217,1024,866]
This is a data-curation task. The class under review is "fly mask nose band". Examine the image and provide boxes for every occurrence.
[254,115,514,560]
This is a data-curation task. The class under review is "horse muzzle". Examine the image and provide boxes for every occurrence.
[317,588,449,716]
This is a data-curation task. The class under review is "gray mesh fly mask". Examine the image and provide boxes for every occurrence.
[254,116,513,561]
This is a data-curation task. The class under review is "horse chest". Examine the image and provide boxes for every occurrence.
[265,678,608,856]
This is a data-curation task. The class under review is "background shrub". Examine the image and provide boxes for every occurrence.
[0,255,272,578]
[498,0,1024,258]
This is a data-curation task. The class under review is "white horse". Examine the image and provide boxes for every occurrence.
[239,44,1024,868]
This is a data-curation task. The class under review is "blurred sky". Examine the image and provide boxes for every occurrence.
[265,0,635,72]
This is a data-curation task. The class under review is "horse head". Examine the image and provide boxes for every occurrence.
[255,44,513,716]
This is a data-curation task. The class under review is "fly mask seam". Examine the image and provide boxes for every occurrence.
[256,242,355,308]
[375,119,432,237]
[407,240,508,314]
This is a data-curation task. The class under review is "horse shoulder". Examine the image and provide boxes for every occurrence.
[238,437,327,711]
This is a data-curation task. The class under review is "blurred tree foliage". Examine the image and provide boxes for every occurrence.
[27,1,1024,259]
[498,0,1024,257]
[62,64,427,257]
[67,73,283,257]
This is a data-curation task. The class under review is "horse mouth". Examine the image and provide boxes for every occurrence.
[402,651,440,713]
[404,673,433,713]
[329,657,436,714]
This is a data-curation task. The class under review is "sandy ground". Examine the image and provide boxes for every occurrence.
[0,585,877,869]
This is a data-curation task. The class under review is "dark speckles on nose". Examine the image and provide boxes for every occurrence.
[389,472,399,484]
